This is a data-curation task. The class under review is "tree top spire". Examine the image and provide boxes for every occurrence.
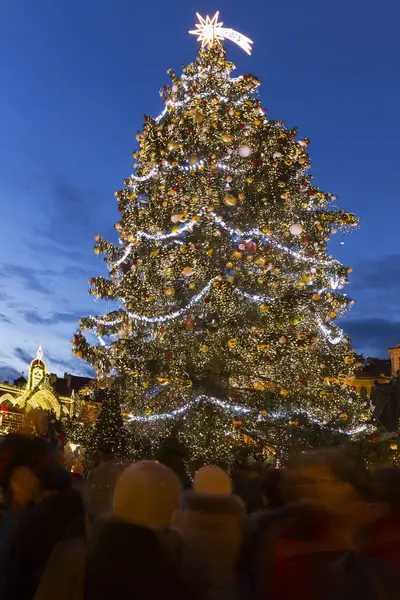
[188,11,253,55]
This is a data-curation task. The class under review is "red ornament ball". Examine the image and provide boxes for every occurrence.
[263,355,270,362]
[299,376,307,384]
[159,327,165,334]
[164,353,173,359]
[246,241,257,253]
[185,317,195,330]
[204,297,210,303]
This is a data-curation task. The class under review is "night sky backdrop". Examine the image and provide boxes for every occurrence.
[0,0,399,380]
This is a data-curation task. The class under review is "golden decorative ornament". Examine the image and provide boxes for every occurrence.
[226,262,233,269]
[185,379,193,388]
[200,345,209,352]
[259,409,267,416]
[182,266,194,277]
[289,419,299,426]
[145,407,153,415]
[260,305,270,312]
[238,193,245,201]
[344,357,354,364]
[158,377,169,385]
[280,389,289,396]
[232,251,242,259]
[227,338,237,348]
[162,201,168,207]
[189,282,196,290]
[224,195,237,206]
[312,294,321,301]
[339,413,349,420]
[188,154,199,164]
[246,177,253,183]
[146,296,154,302]
[222,134,232,142]
[279,336,287,344]
[165,287,175,296]
[390,443,398,450]
[259,344,270,350]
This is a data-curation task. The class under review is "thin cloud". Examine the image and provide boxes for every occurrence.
[14,347,34,364]
[0,313,12,324]
[0,265,55,296]
[21,310,81,326]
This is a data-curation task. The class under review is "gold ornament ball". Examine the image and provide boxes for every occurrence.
[224,195,237,207]
[227,338,237,348]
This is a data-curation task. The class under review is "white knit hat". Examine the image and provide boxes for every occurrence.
[112,460,181,529]
[193,465,232,496]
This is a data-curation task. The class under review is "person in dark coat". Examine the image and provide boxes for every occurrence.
[84,518,194,600]
[0,445,83,600]
[172,465,245,600]
[257,449,380,600]
[362,467,400,573]
[240,468,286,594]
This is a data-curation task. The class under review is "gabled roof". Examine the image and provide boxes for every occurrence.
[53,375,93,397]
[354,358,391,379]
[13,376,27,387]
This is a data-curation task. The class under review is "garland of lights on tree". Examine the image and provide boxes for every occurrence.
[72,12,371,470]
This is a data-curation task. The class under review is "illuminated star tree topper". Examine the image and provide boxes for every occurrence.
[189,11,253,55]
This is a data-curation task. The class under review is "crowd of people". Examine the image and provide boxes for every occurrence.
[0,434,400,599]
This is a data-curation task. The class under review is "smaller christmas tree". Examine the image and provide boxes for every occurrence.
[64,384,128,464]
[90,388,127,458]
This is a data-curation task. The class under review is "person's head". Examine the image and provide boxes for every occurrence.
[283,448,367,522]
[370,467,400,508]
[193,465,232,496]
[85,461,126,521]
[112,460,181,530]
[98,446,114,464]
[260,468,283,509]
[0,434,71,509]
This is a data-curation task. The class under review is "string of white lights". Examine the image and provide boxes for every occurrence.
[233,287,345,344]
[89,278,344,346]
[154,91,248,124]
[109,209,338,268]
[90,277,218,326]
[127,393,368,435]
[211,213,339,266]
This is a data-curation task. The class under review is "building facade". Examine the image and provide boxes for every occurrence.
[0,347,99,433]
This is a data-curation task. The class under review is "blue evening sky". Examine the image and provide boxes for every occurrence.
[0,0,399,380]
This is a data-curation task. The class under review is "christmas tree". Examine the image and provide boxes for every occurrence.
[73,13,369,470]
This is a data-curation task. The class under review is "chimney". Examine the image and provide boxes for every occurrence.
[49,373,57,384]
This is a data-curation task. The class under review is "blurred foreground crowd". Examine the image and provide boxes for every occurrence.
[0,435,399,599]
